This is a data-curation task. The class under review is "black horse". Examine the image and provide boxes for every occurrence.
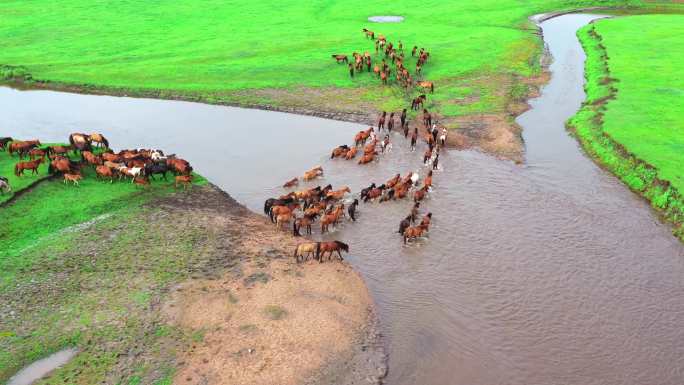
[360,183,376,201]
[347,199,359,221]
[145,163,170,181]
[263,196,296,217]
[0,137,12,151]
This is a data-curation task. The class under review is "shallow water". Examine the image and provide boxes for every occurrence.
[7,348,78,385]
[368,16,405,23]
[3,13,684,385]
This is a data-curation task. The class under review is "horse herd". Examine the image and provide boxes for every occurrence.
[0,134,194,190]
[267,105,446,264]
[333,28,435,95]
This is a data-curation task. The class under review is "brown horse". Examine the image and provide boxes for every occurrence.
[47,145,71,158]
[293,216,314,236]
[330,145,350,159]
[276,211,293,230]
[344,146,358,160]
[28,148,46,160]
[63,173,83,186]
[89,133,109,148]
[326,186,351,200]
[420,213,433,230]
[320,204,345,233]
[303,165,323,181]
[0,137,12,151]
[133,175,150,188]
[174,174,193,190]
[283,177,299,188]
[414,185,430,202]
[317,241,349,262]
[386,173,401,188]
[95,165,115,182]
[332,54,348,63]
[363,139,377,155]
[82,151,103,166]
[403,224,429,244]
[14,158,43,176]
[411,94,426,110]
[169,159,193,175]
[358,152,375,165]
[416,81,434,93]
[362,28,375,39]
[9,141,39,158]
[354,127,373,146]
[49,157,72,174]
[293,242,319,263]
[101,152,122,162]
[270,202,300,223]
[363,184,386,202]
[424,171,433,189]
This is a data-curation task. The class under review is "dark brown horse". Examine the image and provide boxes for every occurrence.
[403,224,429,244]
[332,54,348,63]
[0,137,12,151]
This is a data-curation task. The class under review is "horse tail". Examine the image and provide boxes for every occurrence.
[431,83,434,93]
[315,242,321,261]
[292,221,299,237]
[330,150,335,159]
[14,164,20,176]
[103,137,109,148]
[264,200,270,215]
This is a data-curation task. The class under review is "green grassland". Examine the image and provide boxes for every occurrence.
[0,0,666,124]
[568,14,684,239]
[0,146,209,383]
[0,147,52,204]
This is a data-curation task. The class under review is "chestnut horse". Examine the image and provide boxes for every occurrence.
[14,158,43,176]
[283,177,299,188]
[403,223,429,244]
[416,81,434,93]
[354,127,373,146]
[344,146,358,159]
[63,173,83,186]
[316,241,349,262]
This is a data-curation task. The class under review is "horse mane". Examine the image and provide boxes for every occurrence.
[334,241,349,252]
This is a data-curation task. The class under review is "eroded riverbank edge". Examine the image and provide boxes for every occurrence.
[567,20,684,241]
[1,183,386,385]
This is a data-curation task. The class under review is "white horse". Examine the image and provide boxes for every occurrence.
[151,150,166,162]
[440,128,447,146]
[0,177,11,194]
[118,166,144,182]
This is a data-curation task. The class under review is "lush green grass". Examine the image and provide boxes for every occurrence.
[568,15,684,239]
[0,145,53,203]
[593,15,684,192]
[0,166,208,383]
[0,0,667,122]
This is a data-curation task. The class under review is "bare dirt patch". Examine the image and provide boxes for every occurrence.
[161,185,386,385]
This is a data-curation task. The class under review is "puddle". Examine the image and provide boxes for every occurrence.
[7,348,78,385]
[368,16,404,23]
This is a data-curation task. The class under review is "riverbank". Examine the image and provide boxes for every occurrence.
[567,17,684,241]
[0,171,385,384]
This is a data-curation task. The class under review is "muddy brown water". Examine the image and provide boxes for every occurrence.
[3,13,684,385]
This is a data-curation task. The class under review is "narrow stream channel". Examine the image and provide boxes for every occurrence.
[3,13,684,385]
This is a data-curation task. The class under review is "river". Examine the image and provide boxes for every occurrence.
[3,13,684,385]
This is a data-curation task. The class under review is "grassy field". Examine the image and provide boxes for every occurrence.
[0,146,210,383]
[0,0,665,127]
[568,14,684,239]
[0,146,53,203]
